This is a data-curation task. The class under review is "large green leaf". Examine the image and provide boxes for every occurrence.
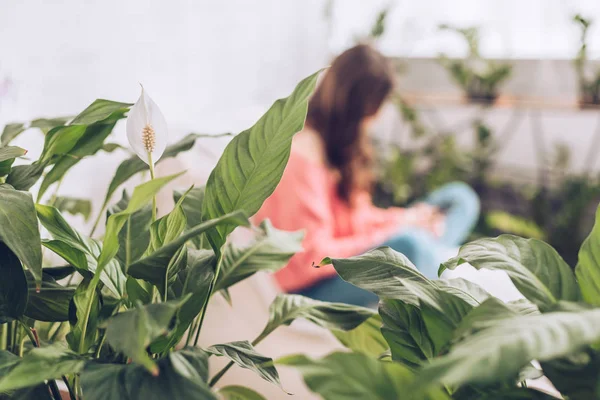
[576,204,600,306]
[30,117,71,134]
[152,249,215,353]
[128,211,247,286]
[0,344,85,392]
[38,119,122,199]
[81,351,217,400]
[101,133,216,214]
[442,235,580,307]
[1,123,25,146]
[24,271,74,322]
[40,125,87,163]
[416,308,600,389]
[66,278,100,353]
[278,352,449,400]
[202,71,319,251]
[258,294,374,341]
[53,196,92,221]
[5,162,46,191]
[331,314,389,358]
[0,186,43,285]
[379,299,434,368]
[0,242,28,323]
[69,99,131,126]
[105,301,182,374]
[98,172,184,271]
[107,190,152,269]
[37,205,125,298]
[217,386,266,400]
[215,220,303,293]
[0,146,26,162]
[208,341,282,389]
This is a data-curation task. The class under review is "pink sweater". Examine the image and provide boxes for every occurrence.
[254,150,406,292]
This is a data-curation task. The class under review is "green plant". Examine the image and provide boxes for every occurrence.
[0,73,376,399]
[282,201,600,399]
[438,24,512,104]
[573,14,600,107]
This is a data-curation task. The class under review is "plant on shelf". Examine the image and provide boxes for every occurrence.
[438,24,512,105]
[283,202,600,399]
[0,73,376,399]
[573,14,600,107]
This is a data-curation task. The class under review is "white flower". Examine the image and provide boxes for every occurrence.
[126,85,168,165]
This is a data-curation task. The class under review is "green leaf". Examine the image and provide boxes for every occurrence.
[0,158,15,177]
[216,220,303,293]
[0,146,26,162]
[208,341,283,389]
[24,272,74,322]
[69,99,131,126]
[174,187,205,247]
[40,125,87,163]
[66,278,100,353]
[151,250,215,353]
[30,117,70,134]
[416,308,600,389]
[576,204,600,306]
[98,172,185,272]
[146,188,189,255]
[202,71,319,251]
[1,123,25,146]
[38,119,121,199]
[101,142,127,153]
[107,190,152,269]
[37,205,125,298]
[128,211,247,286]
[379,299,434,367]
[0,350,19,375]
[443,235,580,308]
[5,162,46,191]
[169,346,210,383]
[0,242,28,323]
[0,344,85,392]
[101,133,211,214]
[218,386,266,400]
[258,294,374,341]
[278,352,449,400]
[53,196,92,221]
[105,300,182,374]
[331,314,389,358]
[0,186,43,285]
[80,352,217,400]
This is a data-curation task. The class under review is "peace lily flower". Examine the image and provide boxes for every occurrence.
[126,85,168,166]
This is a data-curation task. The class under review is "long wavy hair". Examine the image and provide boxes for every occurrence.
[306,44,394,204]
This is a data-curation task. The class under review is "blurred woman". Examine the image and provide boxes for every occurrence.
[254,44,479,306]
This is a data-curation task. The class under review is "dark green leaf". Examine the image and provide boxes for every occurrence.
[69,99,131,126]
[417,309,600,389]
[443,235,580,307]
[80,352,217,400]
[0,146,26,162]
[174,187,204,247]
[541,353,600,400]
[0,344,85,392]
[0,158,14,177]
[53,196,92,221]
[5,162,46,191]
[42,265,75,280]
[218,386,266,400]
[101,133,211,215]
[258,294,374,340]
[169,346,210,383]
[216,220,303,293]
[0,242,28,323]
[126,277,152,306]
[66,278,100,353]
[208,341,282,389]
[105,301,182,374]
[278,352,449,400]
[24,272,74,322]
[576,204,600,306]
[128,211,247,286]
[1,123,25,146]
[331,314,389,358]
[202,71,319,251]
[0,350,19,376]
[0,186,42,285]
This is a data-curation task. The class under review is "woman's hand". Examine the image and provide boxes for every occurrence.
[405,203,446,237]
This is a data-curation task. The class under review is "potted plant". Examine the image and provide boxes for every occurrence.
[573,14,600,108]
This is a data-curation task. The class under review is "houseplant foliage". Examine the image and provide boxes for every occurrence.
[0,73,376,399]
[282,203,600,399]
[573,14,600,107]
[438,24,512,104]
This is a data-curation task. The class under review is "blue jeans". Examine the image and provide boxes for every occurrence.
[294,182,480,306]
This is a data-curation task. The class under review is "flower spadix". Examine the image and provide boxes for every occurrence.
[126,85,167,165]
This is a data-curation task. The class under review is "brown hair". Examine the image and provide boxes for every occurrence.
[306,44,394,204]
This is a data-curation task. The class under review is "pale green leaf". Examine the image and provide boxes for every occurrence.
[218,385,266,400]
[0,145,26,162]
[576,204,600,306]
[1,123,25,146]
[53,196,92,221]
[331,314,389,358]
[69,99,131,126]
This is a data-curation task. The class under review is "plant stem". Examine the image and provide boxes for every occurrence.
[185,316,200,347]
[209,333,268,387]
[0,324,6,351]
[18,321,63,400]
[147,152,157,222]
[94,330,107,359]
[89,201,107,237]
[193,252,224,347]
[49,175,65,206]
